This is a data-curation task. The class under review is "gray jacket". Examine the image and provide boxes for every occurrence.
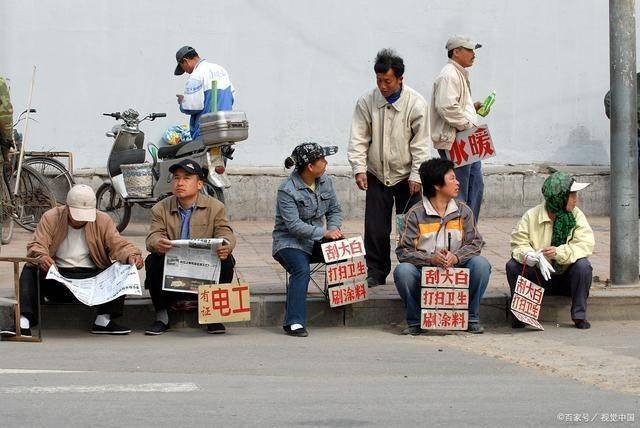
[272,171,342,256]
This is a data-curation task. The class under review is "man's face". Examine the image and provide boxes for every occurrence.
[178,57,197,74]
[171,168,203,200]
[376,69,403,98]
[67,213,87,229]
[453,47,476,68]
[435,169,460,199]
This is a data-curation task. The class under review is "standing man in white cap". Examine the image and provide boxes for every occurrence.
[1,185,143,337]
[506,172,595,329]
[430,35,485,222]
[174,45,235,140]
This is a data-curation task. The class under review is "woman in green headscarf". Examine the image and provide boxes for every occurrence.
[506,172,595,329]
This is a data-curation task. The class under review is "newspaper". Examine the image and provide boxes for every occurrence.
[46,262,141,306]
[162,238,226,294]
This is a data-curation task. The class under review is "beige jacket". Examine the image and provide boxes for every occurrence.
[429,60,480,150]
[27,206,141,269]
[348,85,430,186]
[146,193,236,253]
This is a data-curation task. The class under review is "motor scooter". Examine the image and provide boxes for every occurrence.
[97,108,248,231]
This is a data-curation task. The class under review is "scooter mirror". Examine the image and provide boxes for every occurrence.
[105,131,115,138]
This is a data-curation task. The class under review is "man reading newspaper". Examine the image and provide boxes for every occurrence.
[144,159,236,336]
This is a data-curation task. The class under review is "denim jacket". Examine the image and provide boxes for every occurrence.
[272,171,343,256]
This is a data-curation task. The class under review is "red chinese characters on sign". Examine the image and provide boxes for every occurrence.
[421,267,470,288]
[510,275,545,330]
[445,125,496,168]
[326,257,367,286]
[421,289,469,309]
[421,309,468,330]
[321,237,366,263]
[198,284,251,324]
[329,281,368,308]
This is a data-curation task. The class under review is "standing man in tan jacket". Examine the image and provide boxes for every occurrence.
[430,35,484,222]
[348,49,430,287]
[144,159,236,335]
[1,185,143,337]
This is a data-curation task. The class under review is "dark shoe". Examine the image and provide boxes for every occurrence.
[467,322,485,334]
[401,325,422,336]
[283,325,308,337]
[573,319,591,330]
[206,323,226,334]
[145,320,169,335]
[1,326,31,338]
[91,321,131,335]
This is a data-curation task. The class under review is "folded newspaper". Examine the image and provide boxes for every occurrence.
[46,262,141,306]
[162,238,227,294]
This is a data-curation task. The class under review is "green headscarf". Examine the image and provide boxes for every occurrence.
[542,172,577,247]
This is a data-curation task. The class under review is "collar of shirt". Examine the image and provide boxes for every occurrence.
[423,196,459,218]
[448,59,470,79]
[291,170,325,191]
[385,85,403,104]
[375,86,406,111]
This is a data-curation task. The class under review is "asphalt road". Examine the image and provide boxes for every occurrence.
[1,322,638,427]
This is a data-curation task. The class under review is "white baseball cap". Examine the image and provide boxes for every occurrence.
[446,35,482,51]
[67,184,97,222]
[570,181,591,192]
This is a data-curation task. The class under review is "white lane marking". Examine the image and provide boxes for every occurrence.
[0,382,199,394]
[0,369,89,374]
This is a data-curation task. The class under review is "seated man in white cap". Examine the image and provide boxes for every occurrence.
[506,172,595,329]
[1,184,143,337]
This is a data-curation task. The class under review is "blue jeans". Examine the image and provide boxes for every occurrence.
[274,248,313,327]
[393,256,491,326]
[439,150,484,222]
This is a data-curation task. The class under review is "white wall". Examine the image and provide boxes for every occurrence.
[1,0,638,169]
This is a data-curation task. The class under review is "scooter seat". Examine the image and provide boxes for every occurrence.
[157,142,186,159]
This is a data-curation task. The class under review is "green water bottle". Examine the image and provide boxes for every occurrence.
[477,90,496,117]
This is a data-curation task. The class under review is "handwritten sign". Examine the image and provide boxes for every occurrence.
[421,267,470,331]
[321,236,366,263]
[329,281,368,308]
[444,125,496,168]
[326,257,367,286]
[198,284,251,324]
[510,275,545,330]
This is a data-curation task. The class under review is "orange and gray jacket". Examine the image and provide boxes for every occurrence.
[396,198,484,266]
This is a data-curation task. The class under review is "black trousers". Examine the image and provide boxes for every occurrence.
[19,265,125,327]
[505,258,592,320]
[364,172,420,283]
[145,252,235,311]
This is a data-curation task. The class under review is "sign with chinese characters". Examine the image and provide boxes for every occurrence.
[444,125,496,168]
[421,267,469,331]
[328,281,368,308]
[326,258,367,286]
[510,275,545,330]
[321,236,366,263]
[198,284,251,324]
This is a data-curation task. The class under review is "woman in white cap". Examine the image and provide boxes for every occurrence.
[506,171,595,329]
[272,143,343,337]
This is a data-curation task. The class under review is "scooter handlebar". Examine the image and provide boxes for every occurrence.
[102,112,122,119]
[149,113,167,118]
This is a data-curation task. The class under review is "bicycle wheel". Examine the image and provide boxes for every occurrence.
[0,171,15,244]
[23,157,74,204]
[11,165,57,231]
[96,182,131,232]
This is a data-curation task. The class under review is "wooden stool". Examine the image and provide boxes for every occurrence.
[0,257,41,342]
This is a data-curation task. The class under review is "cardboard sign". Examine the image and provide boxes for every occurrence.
[198,284,251,324]
[321,236,366,263]
[510,275,545,330]
[444,125,496,168]
[421,309,468,330]
[326,257,367,286]
[328,281,368,308]
[421,267,470,331]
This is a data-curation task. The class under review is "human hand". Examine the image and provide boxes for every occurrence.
[38,255,55,272]
[432,249,448,268]
[217,243,230,261]
[355,173,368,191]
[128,254,144,270]
[176,94,184,104]
[442,251,459,269]
[156,238,173,254]
[408,180,422,196]
[542,247,557,260]
[323,229,343,240]
[474,101,482,112]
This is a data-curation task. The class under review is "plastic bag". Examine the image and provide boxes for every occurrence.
[162,124,192,146]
